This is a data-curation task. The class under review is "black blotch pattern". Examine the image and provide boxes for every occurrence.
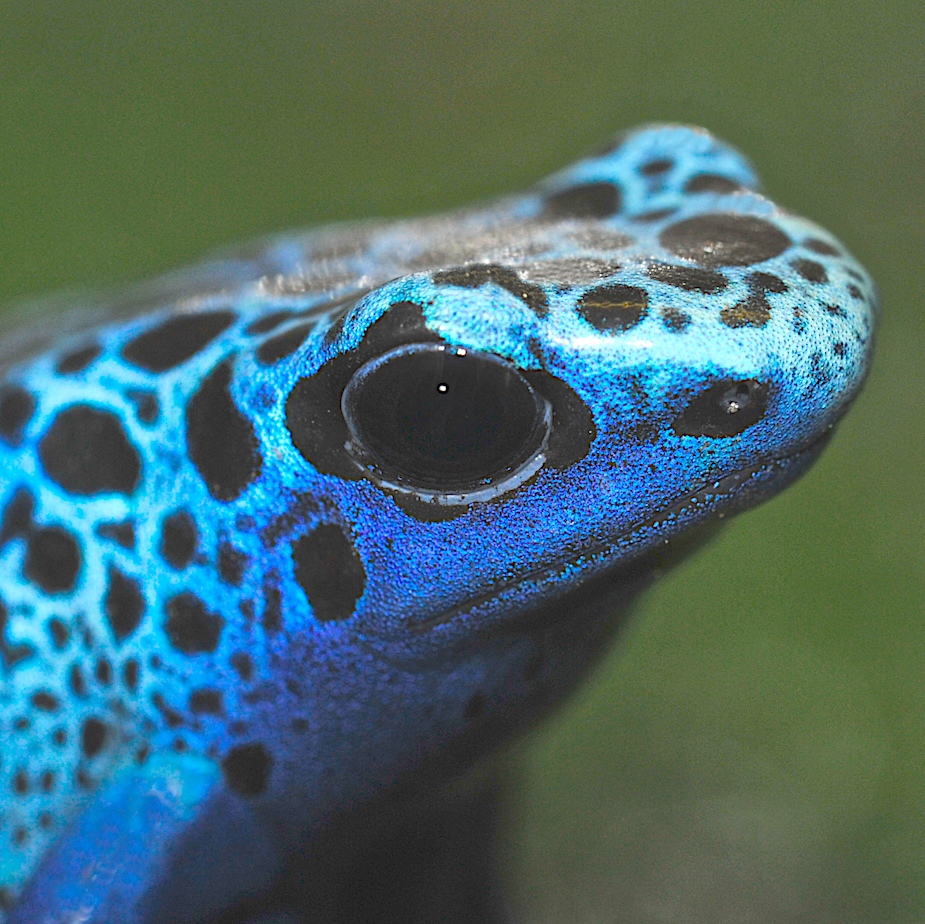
[95,658,112,685]
[24,526,81,594]
[834,342,848,357]
[230,651,254,682]
[160,511,197,570]
[634,208,677,223]
[81,717,107,758]
[186,360,262,502]
[433,264,548,317]
[847,284,864,300]
[218,543,247,586]
[805,238,841,256]
[13,769,29,794]
[792,259,828,284]
[720,294,772,328]
[522,370,596,470]
[292,524,365,622]
[165,592,224,654]
[121,311,235,372]
[684,174,746,194]
[39,405,141,496]
[640,158,673,176]
[673,379,769,437]
[542,181,622,219]
[56,344,101,375]
[0,386,35,446]
[661,307,691,332]
[578,283,648,332]
[30,691,60,711]
[97,520,136,549]
[68,664,87,697]
[123,659,140,692]
[48,618,70,649]
[0,487,34,546]
[747,271,788,294]
[222,742,272,797]
[152,692,185,728]
[661,213,791,267]
[255,321,317,365]
[262,583,282,634]
[104,565,145,644]
[190,689,223,714]
[646,263,728,294]
[245,311,296,335]
[128,391,160,425]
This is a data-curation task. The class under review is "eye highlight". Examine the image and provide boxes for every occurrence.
[342,343,551,501]
[672,378,769,437]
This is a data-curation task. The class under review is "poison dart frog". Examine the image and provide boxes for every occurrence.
[0,125,875,923]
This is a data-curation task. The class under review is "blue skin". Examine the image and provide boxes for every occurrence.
[0,125,874,923]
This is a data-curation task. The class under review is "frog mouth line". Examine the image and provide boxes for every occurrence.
[407,432,833,636]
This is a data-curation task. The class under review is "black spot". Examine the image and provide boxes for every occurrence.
[433,264,548,317]
[97,520,136,549]
[646,263,728,294]
[522,369,596,469]
[189,689,223,714]
[39,771,55,792]
[24,526,81,594]
[152,692,185,728]
[128,390,160,425]
[186,361,262,502]
[48,618,70,649]
[165,592,224,654]
[672,379,769,437]
[660,213,791,267]
[68,664,87,697]
[13,768,29,794]
[640,158,673,176]
[245,310,296,335]
[792,259,828,284]
[81,717,107,758]
[104,565,144,644]
[160,511,197,570]
[720,294,772,328]
[218,543,247,586]
[230,652,254,682]
[52,728,67,745]
[39,405,141,496]
[684,174,746,194]
[805,237,840,256]
[834,342,848,357]
[747,272,788,294]
[56,343,101,375]
[542,181,622,219]
[847,284,864,300]
[262,582,283,634]
[634,208,677,223]
[255,321,317,365]
[121,311,235,372]
[123,659,140,692]
[95,658,112,685]
[577,283,648,332]
[0,386,35,445]
[30,691,60,711]
[0,487,34,545]
[222,742,272,797]
[661,307,691,331]
[292,524,365,622]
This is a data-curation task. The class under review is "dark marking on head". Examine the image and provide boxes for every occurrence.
[56,343,101,375]
[660,213,791,267]
[640,158,673,176]
[104,565,145,644]
[190,689,223,714]
[834,342,847,357]
[186,360,262,502]
[81,717,107,758]
[245,310,296,335]
[747,272,788,294]
[97,520,136,550]
[541,181,622,219]
[255,321,317,365]
[24,526,81,594]
[165,593,224,654]
[160,511,197,570]
[292,524,365,622]
[31,691,60,711]
[48,618,69,649]
[792,259,828,284]
[805,237,840,257]
[39,405,141,496]
[646,263,728,294]
[0,386,35,446]
[661,307,691,331]
[433,264,548,317]
[121,310,235,373]
[230,651,254,682]
[673,379,769,437]
[222,742,272,797]
[123,659,140,692]
[721,294,772,328]
[218,543,247,586]
[847,283,864,300]
[127,390,160,425]
[577,283,648,332]
[684,174,746,194]
[522,370,596,470]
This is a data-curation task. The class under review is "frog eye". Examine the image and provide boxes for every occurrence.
[672,378,769,437]
[342,343,551,498]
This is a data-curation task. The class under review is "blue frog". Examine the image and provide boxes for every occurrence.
[0,125,875,923]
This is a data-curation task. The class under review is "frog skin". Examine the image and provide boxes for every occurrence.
[0,125,875,924]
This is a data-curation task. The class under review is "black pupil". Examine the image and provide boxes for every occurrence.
[343,344,544,490]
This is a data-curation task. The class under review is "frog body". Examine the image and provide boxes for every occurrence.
[0,125,875,923]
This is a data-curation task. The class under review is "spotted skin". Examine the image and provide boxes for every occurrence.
[0,125,875,922]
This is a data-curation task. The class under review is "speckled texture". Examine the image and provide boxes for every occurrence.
[0,125,875,922]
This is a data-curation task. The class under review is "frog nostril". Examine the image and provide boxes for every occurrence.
[672,379,769,438]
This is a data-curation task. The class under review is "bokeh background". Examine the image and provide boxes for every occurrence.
[0,3,921,921]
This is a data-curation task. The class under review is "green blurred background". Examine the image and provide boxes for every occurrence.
[0,2,921,921]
